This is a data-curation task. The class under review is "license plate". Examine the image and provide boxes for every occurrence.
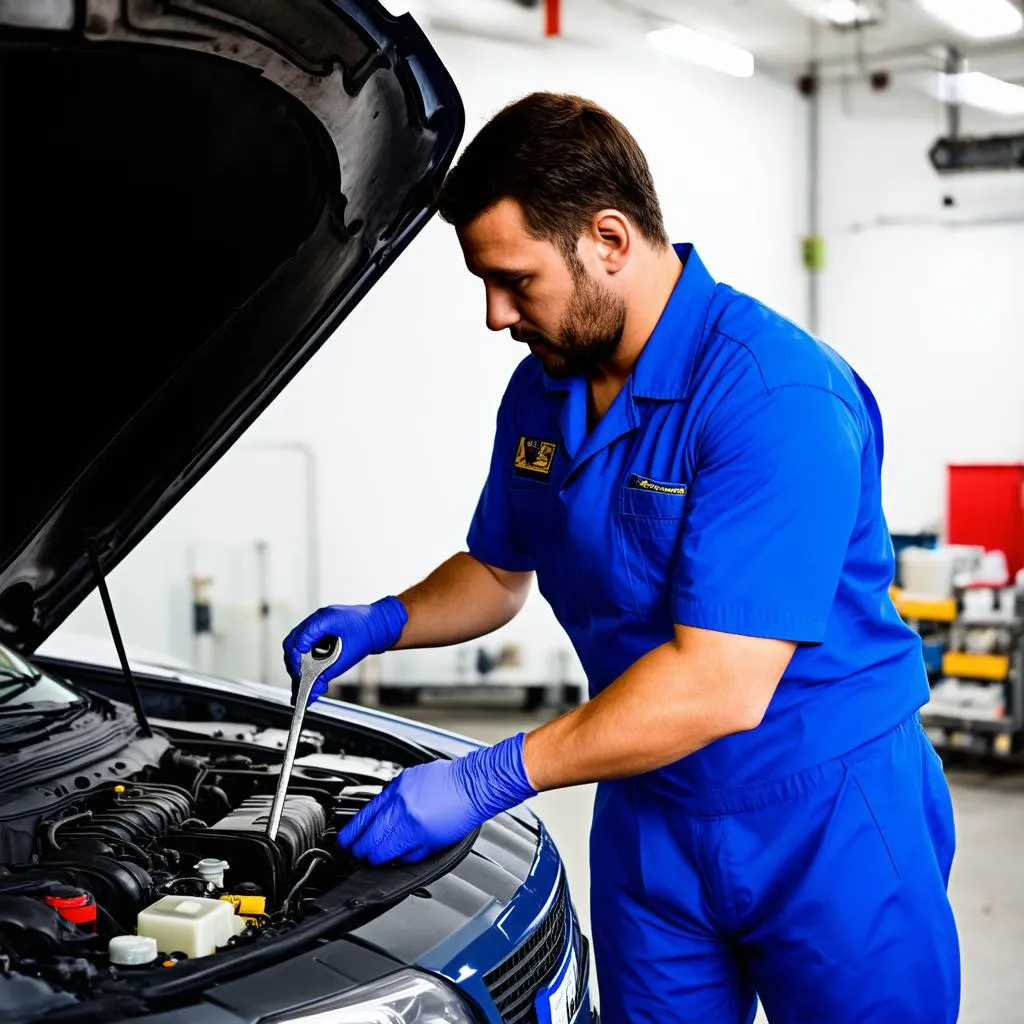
[536,942,579,1024]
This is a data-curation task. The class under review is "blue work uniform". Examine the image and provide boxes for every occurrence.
[467,245,960,1023]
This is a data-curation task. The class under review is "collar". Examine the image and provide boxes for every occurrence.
[541,243,715,401]
[539,245,716,462]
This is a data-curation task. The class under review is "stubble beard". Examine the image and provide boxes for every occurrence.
[517,261,627,380]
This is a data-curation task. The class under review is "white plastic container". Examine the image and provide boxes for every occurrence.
[136,895,244,958]
[926,677,1005,721]
[899,546,955,599]
[196,858,229,890]
[108,935,158,966]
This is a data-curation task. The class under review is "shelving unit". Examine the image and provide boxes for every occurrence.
[893,586,1024,759]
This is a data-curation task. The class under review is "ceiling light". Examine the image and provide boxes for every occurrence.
[787,0,880,26]
[647,25,755,78]
[938,71,1024,116]
[815,1,876,26]
[916,0,1023,39]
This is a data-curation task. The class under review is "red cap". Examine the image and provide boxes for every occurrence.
[45,891,97,929]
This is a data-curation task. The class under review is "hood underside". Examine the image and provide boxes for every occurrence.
[0,0,463,653]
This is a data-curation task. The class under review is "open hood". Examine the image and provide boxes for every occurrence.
[0,0,464,653]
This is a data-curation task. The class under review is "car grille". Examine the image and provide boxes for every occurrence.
[483,877,587,1024]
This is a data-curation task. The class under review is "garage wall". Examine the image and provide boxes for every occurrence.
[53,24,809,688]
[816,80,1024,536]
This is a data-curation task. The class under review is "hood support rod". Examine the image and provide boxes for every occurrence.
[87,539,153,738]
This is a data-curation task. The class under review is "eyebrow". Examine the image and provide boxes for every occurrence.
[462,252,531,280]
[481,268,530,281]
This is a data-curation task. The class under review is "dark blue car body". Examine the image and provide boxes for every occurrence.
[1,0,596,1018]
[34,657,596,1024]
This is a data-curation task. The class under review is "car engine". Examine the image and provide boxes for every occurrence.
[0,723,404,1004]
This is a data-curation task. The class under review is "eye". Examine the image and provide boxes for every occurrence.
[509,276,529,291]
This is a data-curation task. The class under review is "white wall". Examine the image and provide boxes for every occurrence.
[54,19,809,688]
[817,80,1024,536]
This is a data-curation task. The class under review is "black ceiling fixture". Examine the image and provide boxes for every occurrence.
[928,43,1024,173]
[929,133,1024,172]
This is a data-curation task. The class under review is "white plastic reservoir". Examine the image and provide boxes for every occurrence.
[108,935,158,966]
[899,546,955,599]
[136,895,245,958]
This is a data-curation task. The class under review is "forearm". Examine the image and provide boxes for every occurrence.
[522,629,792,791]
[394,552,531,649]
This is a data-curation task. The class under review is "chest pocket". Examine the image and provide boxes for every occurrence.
[617,481,689,612]
[509,482,562,563]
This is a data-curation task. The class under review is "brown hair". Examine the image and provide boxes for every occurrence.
[437,92,669,262]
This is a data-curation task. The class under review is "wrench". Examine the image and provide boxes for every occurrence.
[265,636,342,842]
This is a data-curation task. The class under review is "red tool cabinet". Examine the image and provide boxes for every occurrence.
[946,463,1024,578]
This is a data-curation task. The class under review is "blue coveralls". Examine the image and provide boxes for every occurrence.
[467,245,960,1023]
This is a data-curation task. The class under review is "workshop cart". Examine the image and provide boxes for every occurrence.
[895,584,1024,759]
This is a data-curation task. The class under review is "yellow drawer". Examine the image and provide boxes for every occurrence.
[942,651,1010,681]
[894,596,958,622]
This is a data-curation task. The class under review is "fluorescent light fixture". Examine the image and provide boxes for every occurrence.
[788,0,879,26]
[816,1,876,26]
[916,0,1023,39]
[647,25,755,78]
[938,71,1024,116]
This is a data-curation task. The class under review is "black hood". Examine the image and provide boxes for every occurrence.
[0,0,464,653]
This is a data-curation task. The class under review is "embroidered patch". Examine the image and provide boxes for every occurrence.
[514,437,558,480]
[627,474,687,496]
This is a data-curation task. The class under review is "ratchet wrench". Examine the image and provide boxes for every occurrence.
[265,635,342,842]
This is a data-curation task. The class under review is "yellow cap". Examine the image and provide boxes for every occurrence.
[113,785,126,794]
[220,894,267,917]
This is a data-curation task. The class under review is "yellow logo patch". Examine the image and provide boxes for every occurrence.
[628,474,687,495]
[514,437,558,480]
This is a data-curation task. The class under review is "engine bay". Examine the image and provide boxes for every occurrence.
[0,718,410,1014]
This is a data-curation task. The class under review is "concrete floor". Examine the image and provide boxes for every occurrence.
[395,694,1024,1024]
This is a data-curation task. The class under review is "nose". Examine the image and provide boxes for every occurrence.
[485,285,521,333]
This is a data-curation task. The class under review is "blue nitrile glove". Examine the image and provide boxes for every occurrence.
[338,732,537,865]
[282,596,408,705]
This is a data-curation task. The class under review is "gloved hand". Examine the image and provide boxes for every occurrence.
[282,596,408,704]
[338,732,537,864]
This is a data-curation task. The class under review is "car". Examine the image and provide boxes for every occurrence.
[0,2,595,1023]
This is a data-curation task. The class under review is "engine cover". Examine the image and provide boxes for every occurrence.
[209,795,324,869]
[165,795,325,904]
[48,783,192,850]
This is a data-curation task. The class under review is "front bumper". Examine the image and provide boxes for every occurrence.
[424,821,593,1024]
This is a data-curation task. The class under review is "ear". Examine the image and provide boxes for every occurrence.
[590,210,631,274]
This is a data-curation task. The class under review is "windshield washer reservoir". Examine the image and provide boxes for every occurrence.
[137,895,245,959]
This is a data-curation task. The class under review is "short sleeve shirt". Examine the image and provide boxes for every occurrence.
[468,245,929,790]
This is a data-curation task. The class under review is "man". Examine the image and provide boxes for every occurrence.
[282,92,959,1023]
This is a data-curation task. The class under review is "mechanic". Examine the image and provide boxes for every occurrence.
[282,92,960,1023]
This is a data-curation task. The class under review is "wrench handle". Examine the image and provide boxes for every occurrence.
[265,710,305,843]
[268,637,342,842]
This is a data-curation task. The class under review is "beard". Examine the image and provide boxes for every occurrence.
[513,265,626,380]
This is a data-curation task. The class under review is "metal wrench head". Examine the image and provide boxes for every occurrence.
[295,635,343,706]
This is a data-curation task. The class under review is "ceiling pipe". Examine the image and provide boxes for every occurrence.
[545,0,560,36]
[806,59,822,338]
[769,33,1024,79]
[944,45,965,140]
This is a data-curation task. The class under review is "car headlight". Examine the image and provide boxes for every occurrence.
[263,968,476,1024]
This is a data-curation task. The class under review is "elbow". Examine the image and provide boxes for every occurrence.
[718,686,775,736]
[500,573,532,617]
[732,699,770,734]
[473,556,533,606]
[498,571,534,611]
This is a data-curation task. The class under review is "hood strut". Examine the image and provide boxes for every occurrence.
[87,539,153,738]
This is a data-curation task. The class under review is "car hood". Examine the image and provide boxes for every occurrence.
[0,0,463,654]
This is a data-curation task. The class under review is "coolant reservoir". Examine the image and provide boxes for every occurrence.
[136,895,245,958]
